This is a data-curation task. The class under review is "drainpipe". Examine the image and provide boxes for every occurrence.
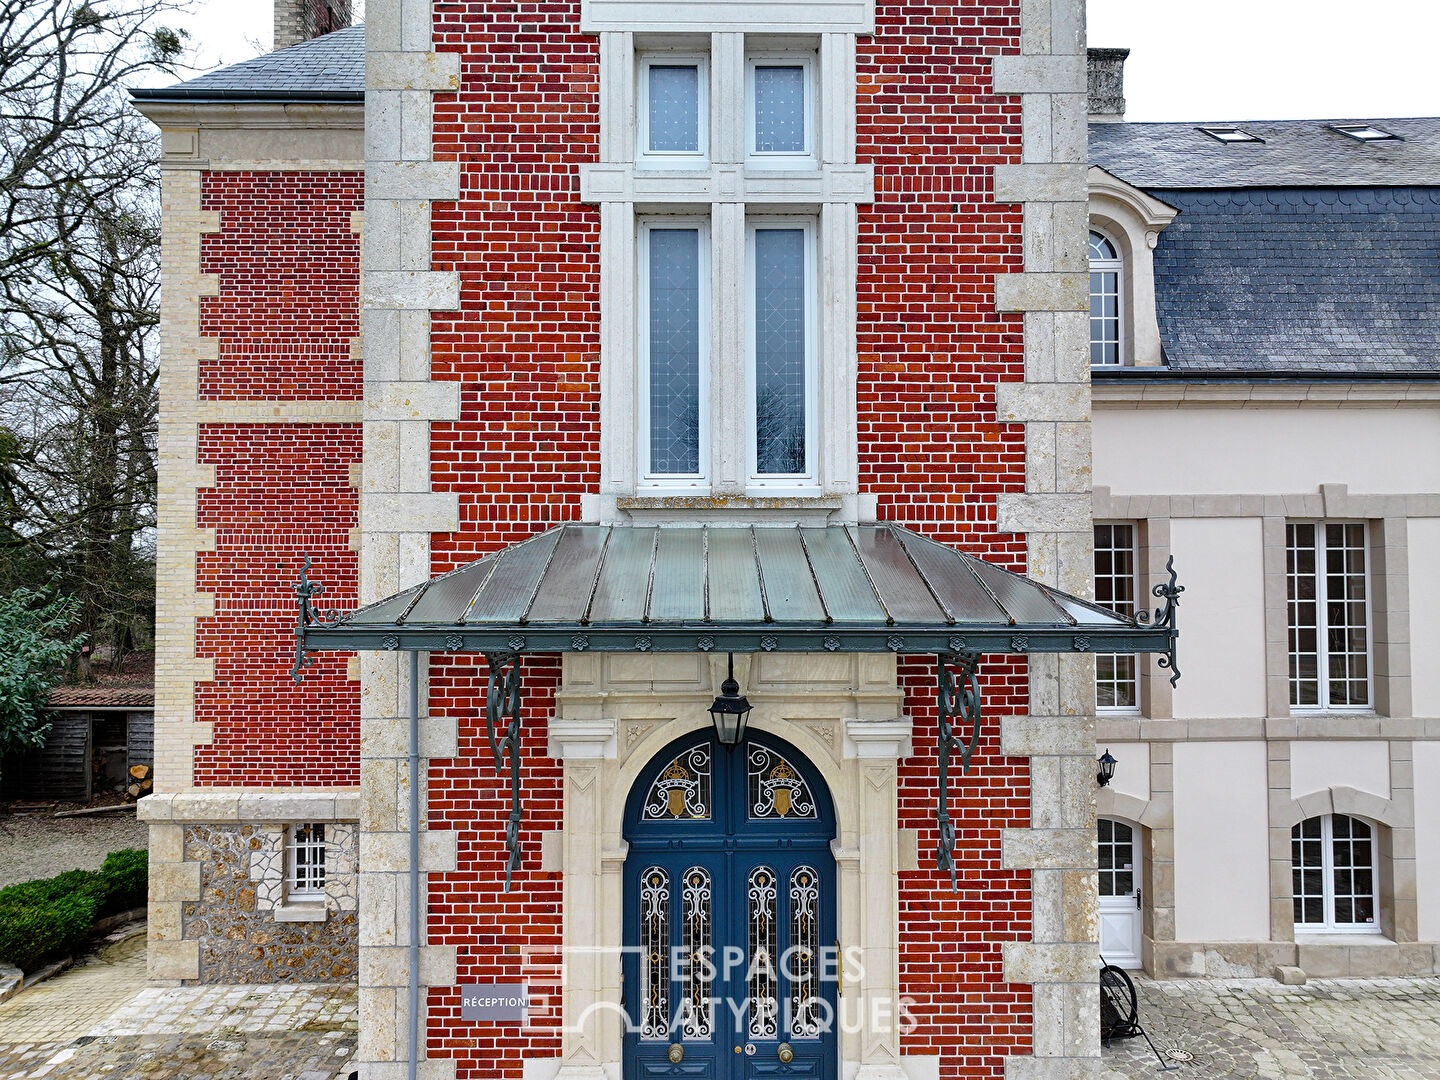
[409,650,421,1080]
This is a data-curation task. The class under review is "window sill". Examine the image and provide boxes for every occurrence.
[1294,930,1387,942]
[618,493,844,525]
[275,901,328,923]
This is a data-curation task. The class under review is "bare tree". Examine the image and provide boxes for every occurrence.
[0,1,186,670]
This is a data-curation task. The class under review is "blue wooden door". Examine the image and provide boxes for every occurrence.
[624,732,838,1080]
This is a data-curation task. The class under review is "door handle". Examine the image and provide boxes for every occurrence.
[835,940,841,996]
[778,1043,794,1064]
[1136,887,1142,910]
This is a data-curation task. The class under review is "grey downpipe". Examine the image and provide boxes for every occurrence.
[409,650,421,1080]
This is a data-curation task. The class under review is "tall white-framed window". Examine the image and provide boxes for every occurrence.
[746,218,817,491]
[1287,521,1371,710]
[1094,522,1139,712]
[1089,229,1123,367]
[288,822,327,899]
[1292,814,1380,933]
[638,54,709,167]
[639,217,711,490]
[746,53,817,169]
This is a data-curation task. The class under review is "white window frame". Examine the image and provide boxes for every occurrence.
[746,217,818,494]
[745,53,818,170]
[287,822,327,900]
[638,216,711,492]
[1292,814,1381,935]
[1287,521,1373,713]
[1094,521,1141,715]
[637,53,709,168]
[1089,228,1124,367]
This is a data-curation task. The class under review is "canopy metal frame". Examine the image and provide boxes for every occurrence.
[290,548,1183,889]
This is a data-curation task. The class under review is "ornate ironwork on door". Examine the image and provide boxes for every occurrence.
[643,744,712,820]
[748,744,817,819]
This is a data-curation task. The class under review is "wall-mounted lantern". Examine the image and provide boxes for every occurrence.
[1096,749,1118,788]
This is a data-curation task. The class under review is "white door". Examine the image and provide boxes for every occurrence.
[1098,818,1143,969]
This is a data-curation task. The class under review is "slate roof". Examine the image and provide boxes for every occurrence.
[130,25,364,102]
[1140,187,1440,374]
[1090,117,1440,189]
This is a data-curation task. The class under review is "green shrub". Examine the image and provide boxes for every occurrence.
[0,881,100,972]
[100,848,147,913]
[0,849,147,972]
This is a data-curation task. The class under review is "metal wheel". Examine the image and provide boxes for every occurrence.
[1100,963,1140,1044]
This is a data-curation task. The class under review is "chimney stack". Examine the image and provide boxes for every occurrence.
[274,0,353,51]
[1087,47,1129,123]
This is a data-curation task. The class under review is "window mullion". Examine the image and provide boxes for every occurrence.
[1321,814,1336,930]
[1316,526,1331,710]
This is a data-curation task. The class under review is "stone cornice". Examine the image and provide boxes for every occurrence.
[1093,379,1440,408]
[132,100,364,130]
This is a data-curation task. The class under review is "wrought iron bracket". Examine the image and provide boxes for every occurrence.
[292,555,346,682]
[484,653,524,889]
[1135,556,1184,687]
[936,651,983,889]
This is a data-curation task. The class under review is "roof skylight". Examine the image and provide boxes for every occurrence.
[1197,126,1264,143]
[1331,124,1400,141]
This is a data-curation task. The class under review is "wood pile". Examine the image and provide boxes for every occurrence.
[125,763,153,800]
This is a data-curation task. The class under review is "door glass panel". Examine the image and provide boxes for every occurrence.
[642,742,711,820]
[1097,818,1134,898]
[680,866,713,1039]
[749,744,818,819]
[789,866,822,1037]
[647,228,702,476]
[640,867,670,1040]
[748,866,779,1038]
[753,228,807,476]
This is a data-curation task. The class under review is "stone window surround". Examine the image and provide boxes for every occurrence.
[540,650,930,1080]
[1097,741,1431,979]
[583,30,867,525]
[138,790,361,982]
[1087,167,1178,370]
[1094,483,1424,723]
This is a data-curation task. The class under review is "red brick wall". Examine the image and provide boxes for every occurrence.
[857,3,1033,1073]
[200,171,364,401]
[193,423,360,786]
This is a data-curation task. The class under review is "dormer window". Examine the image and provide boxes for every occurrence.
[1089,230,1123,367]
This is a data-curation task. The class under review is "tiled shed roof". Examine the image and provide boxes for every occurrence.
[47,686,154,709]
[1090,117,1440,189]
[130,25,364,102]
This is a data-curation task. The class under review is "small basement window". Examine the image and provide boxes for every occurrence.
[1197,126,1263,143]
[1331,124,1399,141]
[288,823,327,899]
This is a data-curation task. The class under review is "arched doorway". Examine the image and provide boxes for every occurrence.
[1098,817,1143,969]
[623,729,838,1080]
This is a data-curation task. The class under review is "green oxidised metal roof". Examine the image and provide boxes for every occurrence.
[301,524,1176,658]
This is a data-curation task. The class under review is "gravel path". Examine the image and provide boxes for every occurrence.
[0,813,147,888]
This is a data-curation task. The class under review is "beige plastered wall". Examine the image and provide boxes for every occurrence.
[1093,392,1440,979]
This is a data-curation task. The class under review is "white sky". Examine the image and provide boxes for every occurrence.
[166,0,1440,122]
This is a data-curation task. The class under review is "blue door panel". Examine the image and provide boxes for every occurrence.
[624,732,837,1080]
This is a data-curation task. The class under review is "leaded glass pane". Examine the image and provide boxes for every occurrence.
[748,744,818,819]
[642,742,712,820]
[679,867,713,1038]
[648,228,702,475]
[753,228,807,475]
[748,866,779,1038]
[640,867,670,1039]
[789,866,822,1037]
[648,65,699,153]
[754,66,806,153]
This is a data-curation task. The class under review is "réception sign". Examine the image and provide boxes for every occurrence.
[459,984,528,1023]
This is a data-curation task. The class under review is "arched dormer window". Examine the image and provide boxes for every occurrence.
[1089,229,1123,367]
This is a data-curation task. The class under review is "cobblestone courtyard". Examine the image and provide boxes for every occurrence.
[0,934,356,1079]
[1103,975,1440,1078]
